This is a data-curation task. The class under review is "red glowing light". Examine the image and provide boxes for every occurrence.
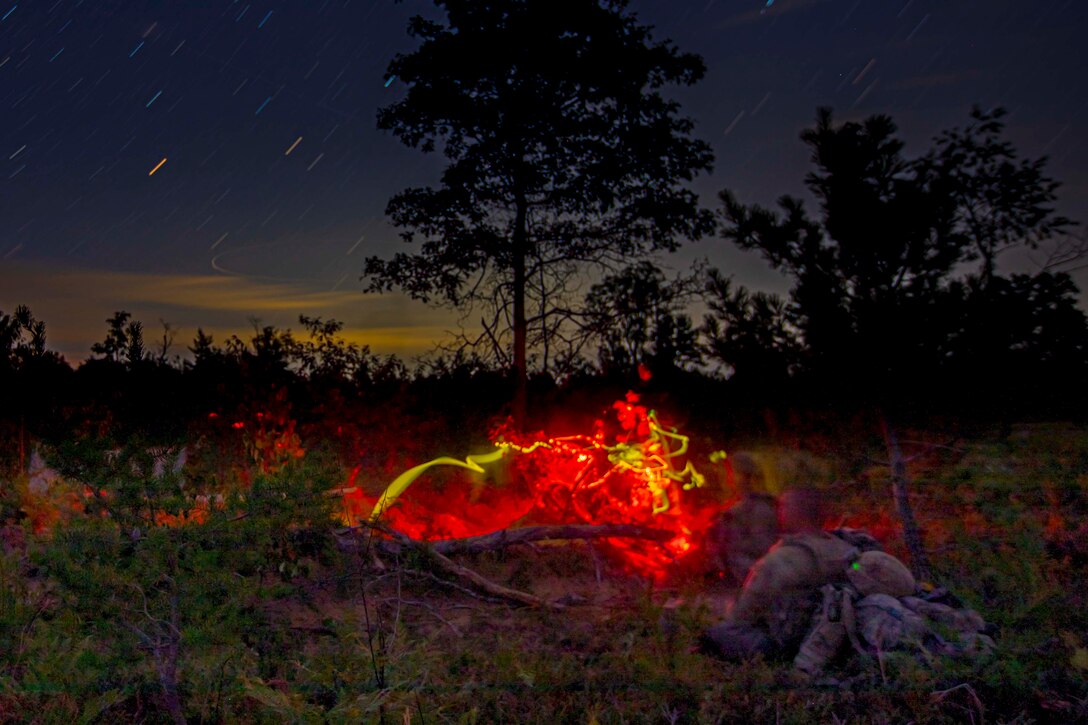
[349,392,721,578]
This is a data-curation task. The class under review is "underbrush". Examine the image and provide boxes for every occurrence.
[0,424,1085,723]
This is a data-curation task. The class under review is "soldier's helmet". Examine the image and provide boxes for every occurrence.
[846,551,916,597]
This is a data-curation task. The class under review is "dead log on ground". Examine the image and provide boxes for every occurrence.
[373,523,674,557]
[385,529,564,609]
[335,523,676,609]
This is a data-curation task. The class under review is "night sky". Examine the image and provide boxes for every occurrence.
[1,0,1085,363]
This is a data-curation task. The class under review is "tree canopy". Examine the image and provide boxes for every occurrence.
[364,0,715,421]
[583,261,702,378]
[715,106,1084,402]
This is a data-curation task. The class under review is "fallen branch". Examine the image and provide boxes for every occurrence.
[338,523,674,557]
[334,523,675,610]
[384,528,565,609]
[437,523,673,555]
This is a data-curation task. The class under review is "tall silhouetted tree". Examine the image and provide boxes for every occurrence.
[718,107,1075,397]
[364,0,715,424]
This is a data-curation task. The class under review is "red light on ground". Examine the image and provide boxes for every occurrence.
[352,391,721,579]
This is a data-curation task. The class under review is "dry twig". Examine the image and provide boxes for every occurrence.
[385,528,565,609]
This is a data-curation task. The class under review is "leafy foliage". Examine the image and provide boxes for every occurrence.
[1,387,1086,722]
[583,261,703,377]
[925,107,1073,284]
[365,0,715,395]
[19,435,337,722]
[701,269,800,387]
[715,107,1084,401]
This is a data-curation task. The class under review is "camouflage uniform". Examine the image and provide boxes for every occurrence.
[790,554,994,675]
[855,592,996,659]
[699,531,862,659]
[731,531,861,648]
[793,584,856,675]
[704,493,779,584]
[790,550,917,674]
[701,533,995,675]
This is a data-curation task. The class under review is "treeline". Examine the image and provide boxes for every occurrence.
[706,107,1088,413]
[1,238,1086,474]
[4,102,1088,456]
[5,98,1088,462]
[0,309,511,478]
[6,0,1088,452]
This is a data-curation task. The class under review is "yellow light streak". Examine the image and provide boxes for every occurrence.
[368,408,707,522]
[369,449,507,521]
[148,157,167,176]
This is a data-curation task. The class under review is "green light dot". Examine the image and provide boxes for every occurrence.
[851,562,861,570]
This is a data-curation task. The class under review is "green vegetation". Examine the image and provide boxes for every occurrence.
[1,403,1085,722]
[1,1,1084,719]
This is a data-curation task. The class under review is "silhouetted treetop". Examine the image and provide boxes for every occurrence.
[716,106,1082,399]
[584,261,702,377]
[366,0,715,423]
[925,106,1074,285]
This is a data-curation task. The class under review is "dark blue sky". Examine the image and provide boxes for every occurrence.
[1,0,1085,361]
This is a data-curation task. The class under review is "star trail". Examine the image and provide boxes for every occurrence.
[0,0,1085,361]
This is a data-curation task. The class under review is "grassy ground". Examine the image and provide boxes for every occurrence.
[1,422,1087,723]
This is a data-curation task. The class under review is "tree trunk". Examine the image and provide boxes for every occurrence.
[160,593,187,725]
[512,183,528,429]
[880,416,934,584]
[158,643,186,725]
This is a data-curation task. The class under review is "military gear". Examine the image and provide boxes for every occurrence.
[901,596,985,634]
[846,551,916,597]
[705,493,779,583]
[855,593,930,650]
[703,527,994,676]
[699,620,777,661]
[900,596,995,658]
[731,533,861,618]
[793,584,851,675]
[829,527,884,553]
[730,532,860,648]
[788,587,996,675]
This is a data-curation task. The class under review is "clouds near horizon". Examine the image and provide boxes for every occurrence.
[0,260,457,363]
